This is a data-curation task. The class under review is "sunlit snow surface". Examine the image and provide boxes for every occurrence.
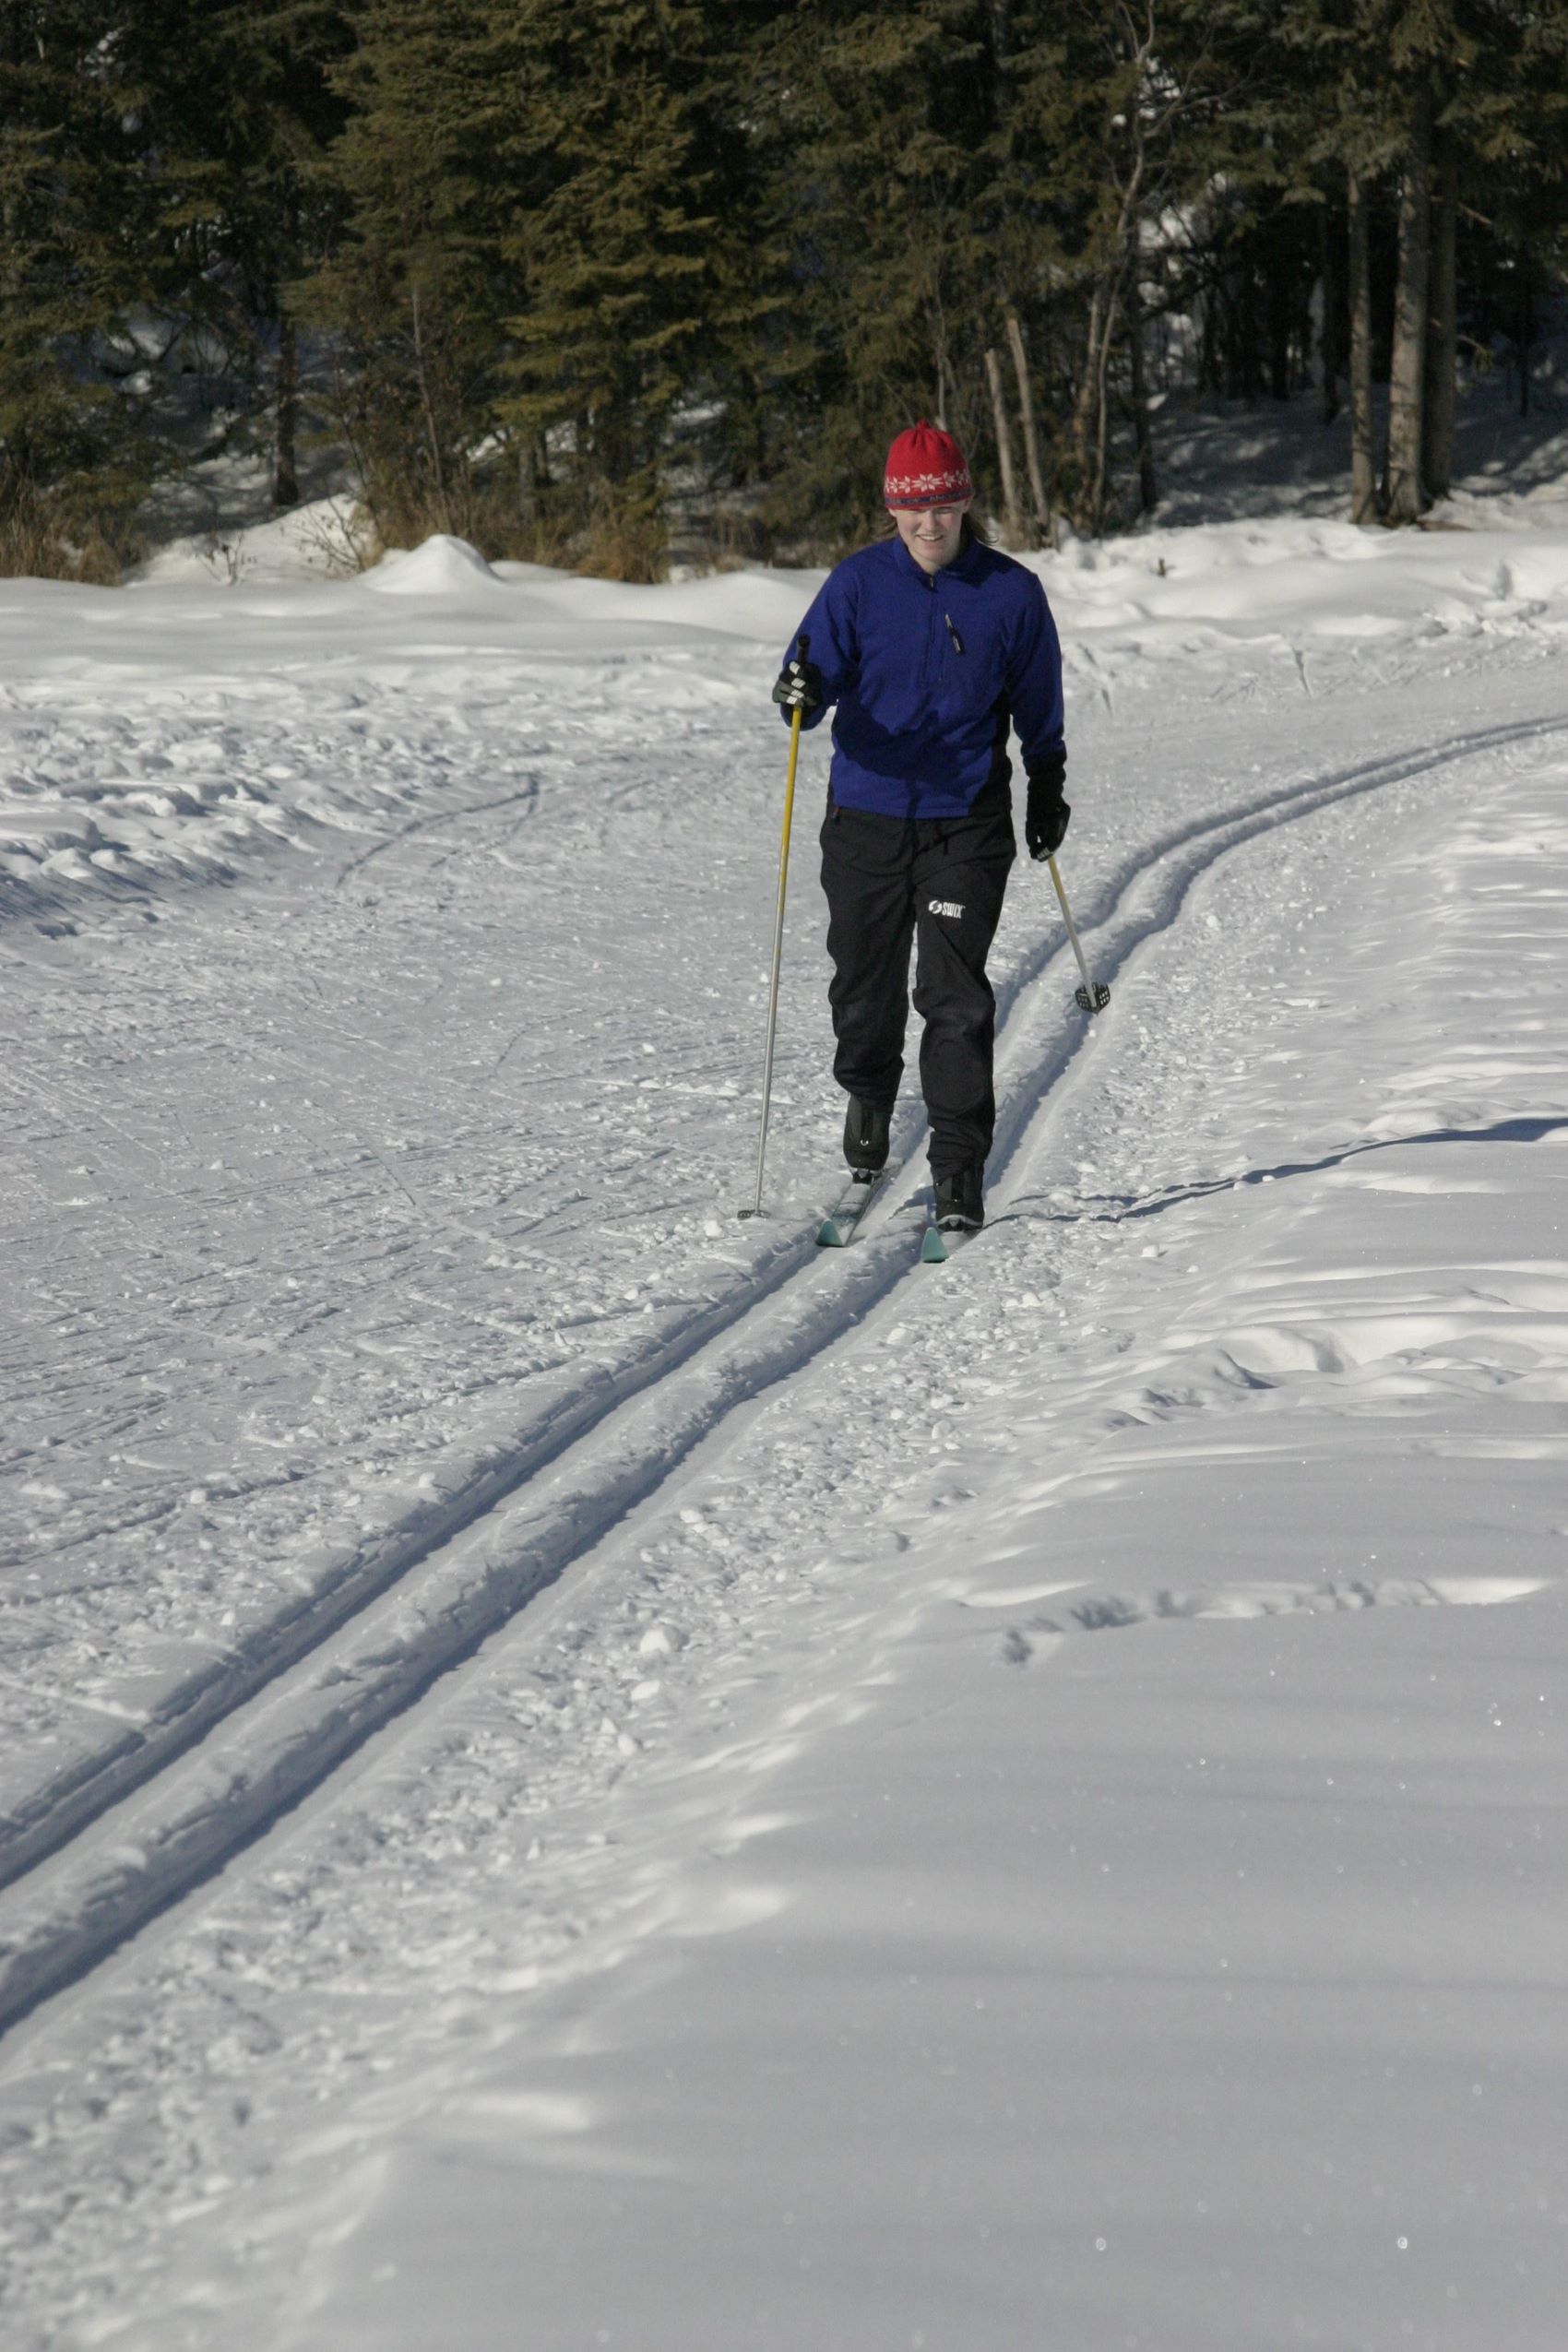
[3,505,1568,2349]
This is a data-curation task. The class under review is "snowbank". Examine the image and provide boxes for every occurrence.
[362,533,503,595]
[6,512,1568,927]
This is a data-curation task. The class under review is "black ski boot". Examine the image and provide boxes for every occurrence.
[843,1095,893,1174]
[932,1164,985,1231]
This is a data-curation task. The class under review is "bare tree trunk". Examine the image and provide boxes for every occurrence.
[1087,279,1119,536]
[1061,0,1164,536]
[1236,255,1262,400]
[1125,261,1157,516]
[1422,119,1456,501]
[1385,77,1432,525]
[940,350,960,434]
[1348,167,1378,524]
[984,347,1022,543]
[1069,277,1122,536]
[1005,313,1048,538]
[1199,291,1218,395]
[409,284,451,532]
[1070,281,1103,519]
[1318,200,1341,425]
[1062,261,1122,535]
[274,311,300,510]
[1267,260,1291,400]
[932,282,956,431]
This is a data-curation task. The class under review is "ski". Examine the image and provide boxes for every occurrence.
[816,1169,885,1247]
[920,1217,980,1264]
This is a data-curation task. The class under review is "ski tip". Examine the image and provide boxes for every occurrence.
[816,1218,847,1248]
[921,1225,950,1263]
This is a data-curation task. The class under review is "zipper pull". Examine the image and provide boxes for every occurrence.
[944,612,965,656]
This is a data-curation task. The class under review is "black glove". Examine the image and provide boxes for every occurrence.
[1025,755,1070,861]
[772,654,825,717]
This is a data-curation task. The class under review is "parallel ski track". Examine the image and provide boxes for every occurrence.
[4,707,1565,2037]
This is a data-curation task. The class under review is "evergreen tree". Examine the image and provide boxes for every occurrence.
[306,0,516,549]
[747,1,1004,550]
[133,0,349,509]
[1276,0,1568,522]
[307,0,775,574]
[493,0,772,576]
[0,2,162,571]
[4,0,1568,575]
[1004,0,1252,535]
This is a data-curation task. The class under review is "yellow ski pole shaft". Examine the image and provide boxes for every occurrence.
[1046,853,1111,1015]
[742,636,810,1218]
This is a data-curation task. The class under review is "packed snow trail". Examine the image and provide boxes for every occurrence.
[267,740,1568,2352]
[5,703,1567,2034]
[15,537,1533,1891]
[5,687,1566,2352]
[3,521,1568,2347]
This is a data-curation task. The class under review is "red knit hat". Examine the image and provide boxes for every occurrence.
[883,419,972,508]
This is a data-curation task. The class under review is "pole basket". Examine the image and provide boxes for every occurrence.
[1075,981,1112,1014]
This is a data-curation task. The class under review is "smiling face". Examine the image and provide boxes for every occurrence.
[889,499,970,574]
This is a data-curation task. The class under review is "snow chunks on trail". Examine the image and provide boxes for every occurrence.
[4,514,1568,2349]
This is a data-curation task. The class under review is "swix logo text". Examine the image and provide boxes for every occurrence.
[928,898,964,920]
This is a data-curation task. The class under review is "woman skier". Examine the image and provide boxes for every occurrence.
[772,418,1069,1233]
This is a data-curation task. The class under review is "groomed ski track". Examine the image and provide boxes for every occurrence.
[3,705,1566,2038]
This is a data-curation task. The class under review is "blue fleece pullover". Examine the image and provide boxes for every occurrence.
[781,531,1064,821]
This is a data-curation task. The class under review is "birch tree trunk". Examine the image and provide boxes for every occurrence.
[984,347,1022,543]
[1348,167,1378,525]
[1422,118,1456,502]
[1125,260,1157,516]
[934,347,959,434]
[1086,279,1119,536]
[1069,274,1123,537]
[1070,279,1104,524]
[1005,313,1048,540]
[1385,77,1432,526]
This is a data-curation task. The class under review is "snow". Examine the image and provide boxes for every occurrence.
[9,507,1568,925]
[363,534,503,595]
[4,481,1568,2350]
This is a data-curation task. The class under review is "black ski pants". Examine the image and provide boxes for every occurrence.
[819,789,1016,1179]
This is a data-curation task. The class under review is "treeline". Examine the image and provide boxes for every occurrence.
[3,0,1566,580]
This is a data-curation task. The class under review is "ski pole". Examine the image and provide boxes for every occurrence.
[740,634,810,1218]
[1046,853,1111,1014]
